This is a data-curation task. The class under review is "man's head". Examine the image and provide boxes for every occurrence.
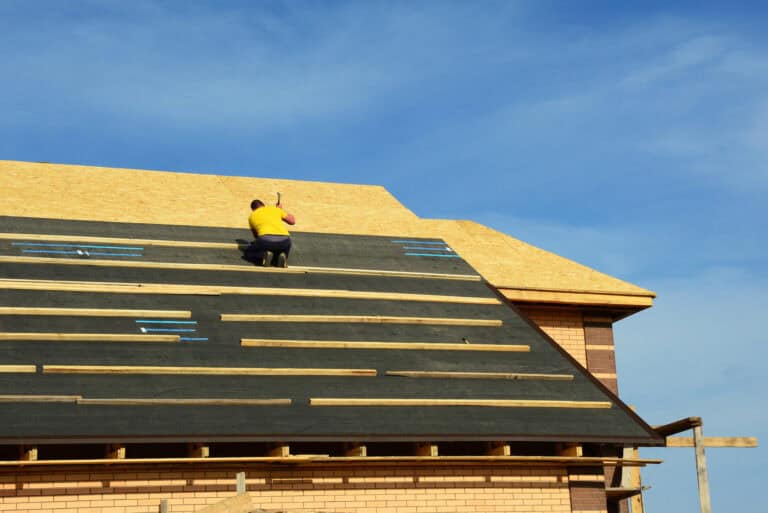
[250,199,265,210]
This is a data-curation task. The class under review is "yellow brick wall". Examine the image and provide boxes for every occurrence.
[519,307,587,367]
[0,464,575,513]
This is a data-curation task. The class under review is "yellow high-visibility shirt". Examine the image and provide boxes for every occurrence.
[248,206,291,237]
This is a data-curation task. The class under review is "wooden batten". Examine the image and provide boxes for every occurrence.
[386,370,572,381]
[267,445,290,458]
[0,333,179,343]
[557,443,583,457]
[0,278,500,305]
[188,443,210,458]
[20,446,37,461]
[77,398,292,406]
[222,314,502,327]
[666,436,758,448]
[0,365,36,373]
[415,443,438,457]
[0,394,81,403]
[242,339,530,352]
[310,398,612,409]
[0,307,191,318]
[343,444,367,457]
[486,442,511,456]
[106,444,126,459]
[43,364,377,377]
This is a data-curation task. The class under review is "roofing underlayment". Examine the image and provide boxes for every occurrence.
[0,161,662,446]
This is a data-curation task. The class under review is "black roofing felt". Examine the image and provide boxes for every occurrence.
[0,215,662,444]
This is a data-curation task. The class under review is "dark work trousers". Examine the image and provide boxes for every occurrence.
[245,235,292,265]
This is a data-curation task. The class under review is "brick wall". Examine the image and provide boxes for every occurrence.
[518,307,587,366]
[583,317,618,394]
[567,466,607,513]
[0,463,577,513]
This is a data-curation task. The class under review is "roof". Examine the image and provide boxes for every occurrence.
[0,214,661,445]
[0,160,654,308]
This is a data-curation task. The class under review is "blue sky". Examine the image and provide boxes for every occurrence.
[2,1,766,510]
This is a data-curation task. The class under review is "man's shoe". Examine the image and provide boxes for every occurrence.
[262,251,274,267]
[276,253,288,268]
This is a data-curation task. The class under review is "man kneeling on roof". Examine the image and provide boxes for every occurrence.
[246,199,296,267]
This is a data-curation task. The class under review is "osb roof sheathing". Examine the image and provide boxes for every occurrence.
[0,160,655,305]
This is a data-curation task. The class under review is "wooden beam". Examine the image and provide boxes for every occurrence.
[343,444,367,457]
[628,447,645,513]
[188,443,210,458]
[0,365,36,373]
[486,442,510,456]
[20,446,37,461]
[291,265,481,282]
[310,398,612,409]
[235,472,247,495]
[77,398,292,406]
[654,416,702,437]
[267,445,290,457]
[0,333,179,343]
[44,365,377,377]
[693,425,712,513]
[0,232,239,249]
[386,370,572,380]
[666,436,758,448]
[415,443,438,457]
[557,443,582,457]
[0,255,480,282]
[242,339,530,352]
[0,394,81,403]
[223,314,502,327]
[106,444,126,459]
[0,307,191,318]
[0,455,664,467]
[0,278,500,305]
[0,255,302,276]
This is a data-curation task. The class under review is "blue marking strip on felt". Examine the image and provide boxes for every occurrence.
[404,253,461,258]
[135,320,198,324]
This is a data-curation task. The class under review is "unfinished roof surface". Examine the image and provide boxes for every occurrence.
[0,160,655,308]
[0,214,661,445]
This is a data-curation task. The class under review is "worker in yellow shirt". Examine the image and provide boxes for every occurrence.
[246,199,296,267]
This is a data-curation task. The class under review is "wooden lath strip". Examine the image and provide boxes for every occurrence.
[0,279,500,305]
[0,333,179,343]
[223,314,502,327]
[77,398,292,406]
[0,232,237,249]
[0,365,36,373]
[0,307,191,318]
[0,255,302,276]
[290,266,480,282]
[0,251,481,282]
[386,370,573,381]
[666,437,758,448]
[241,339,530,352]
[43,365,377,377]
[0,395,81,403]
[310,398,612,409]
